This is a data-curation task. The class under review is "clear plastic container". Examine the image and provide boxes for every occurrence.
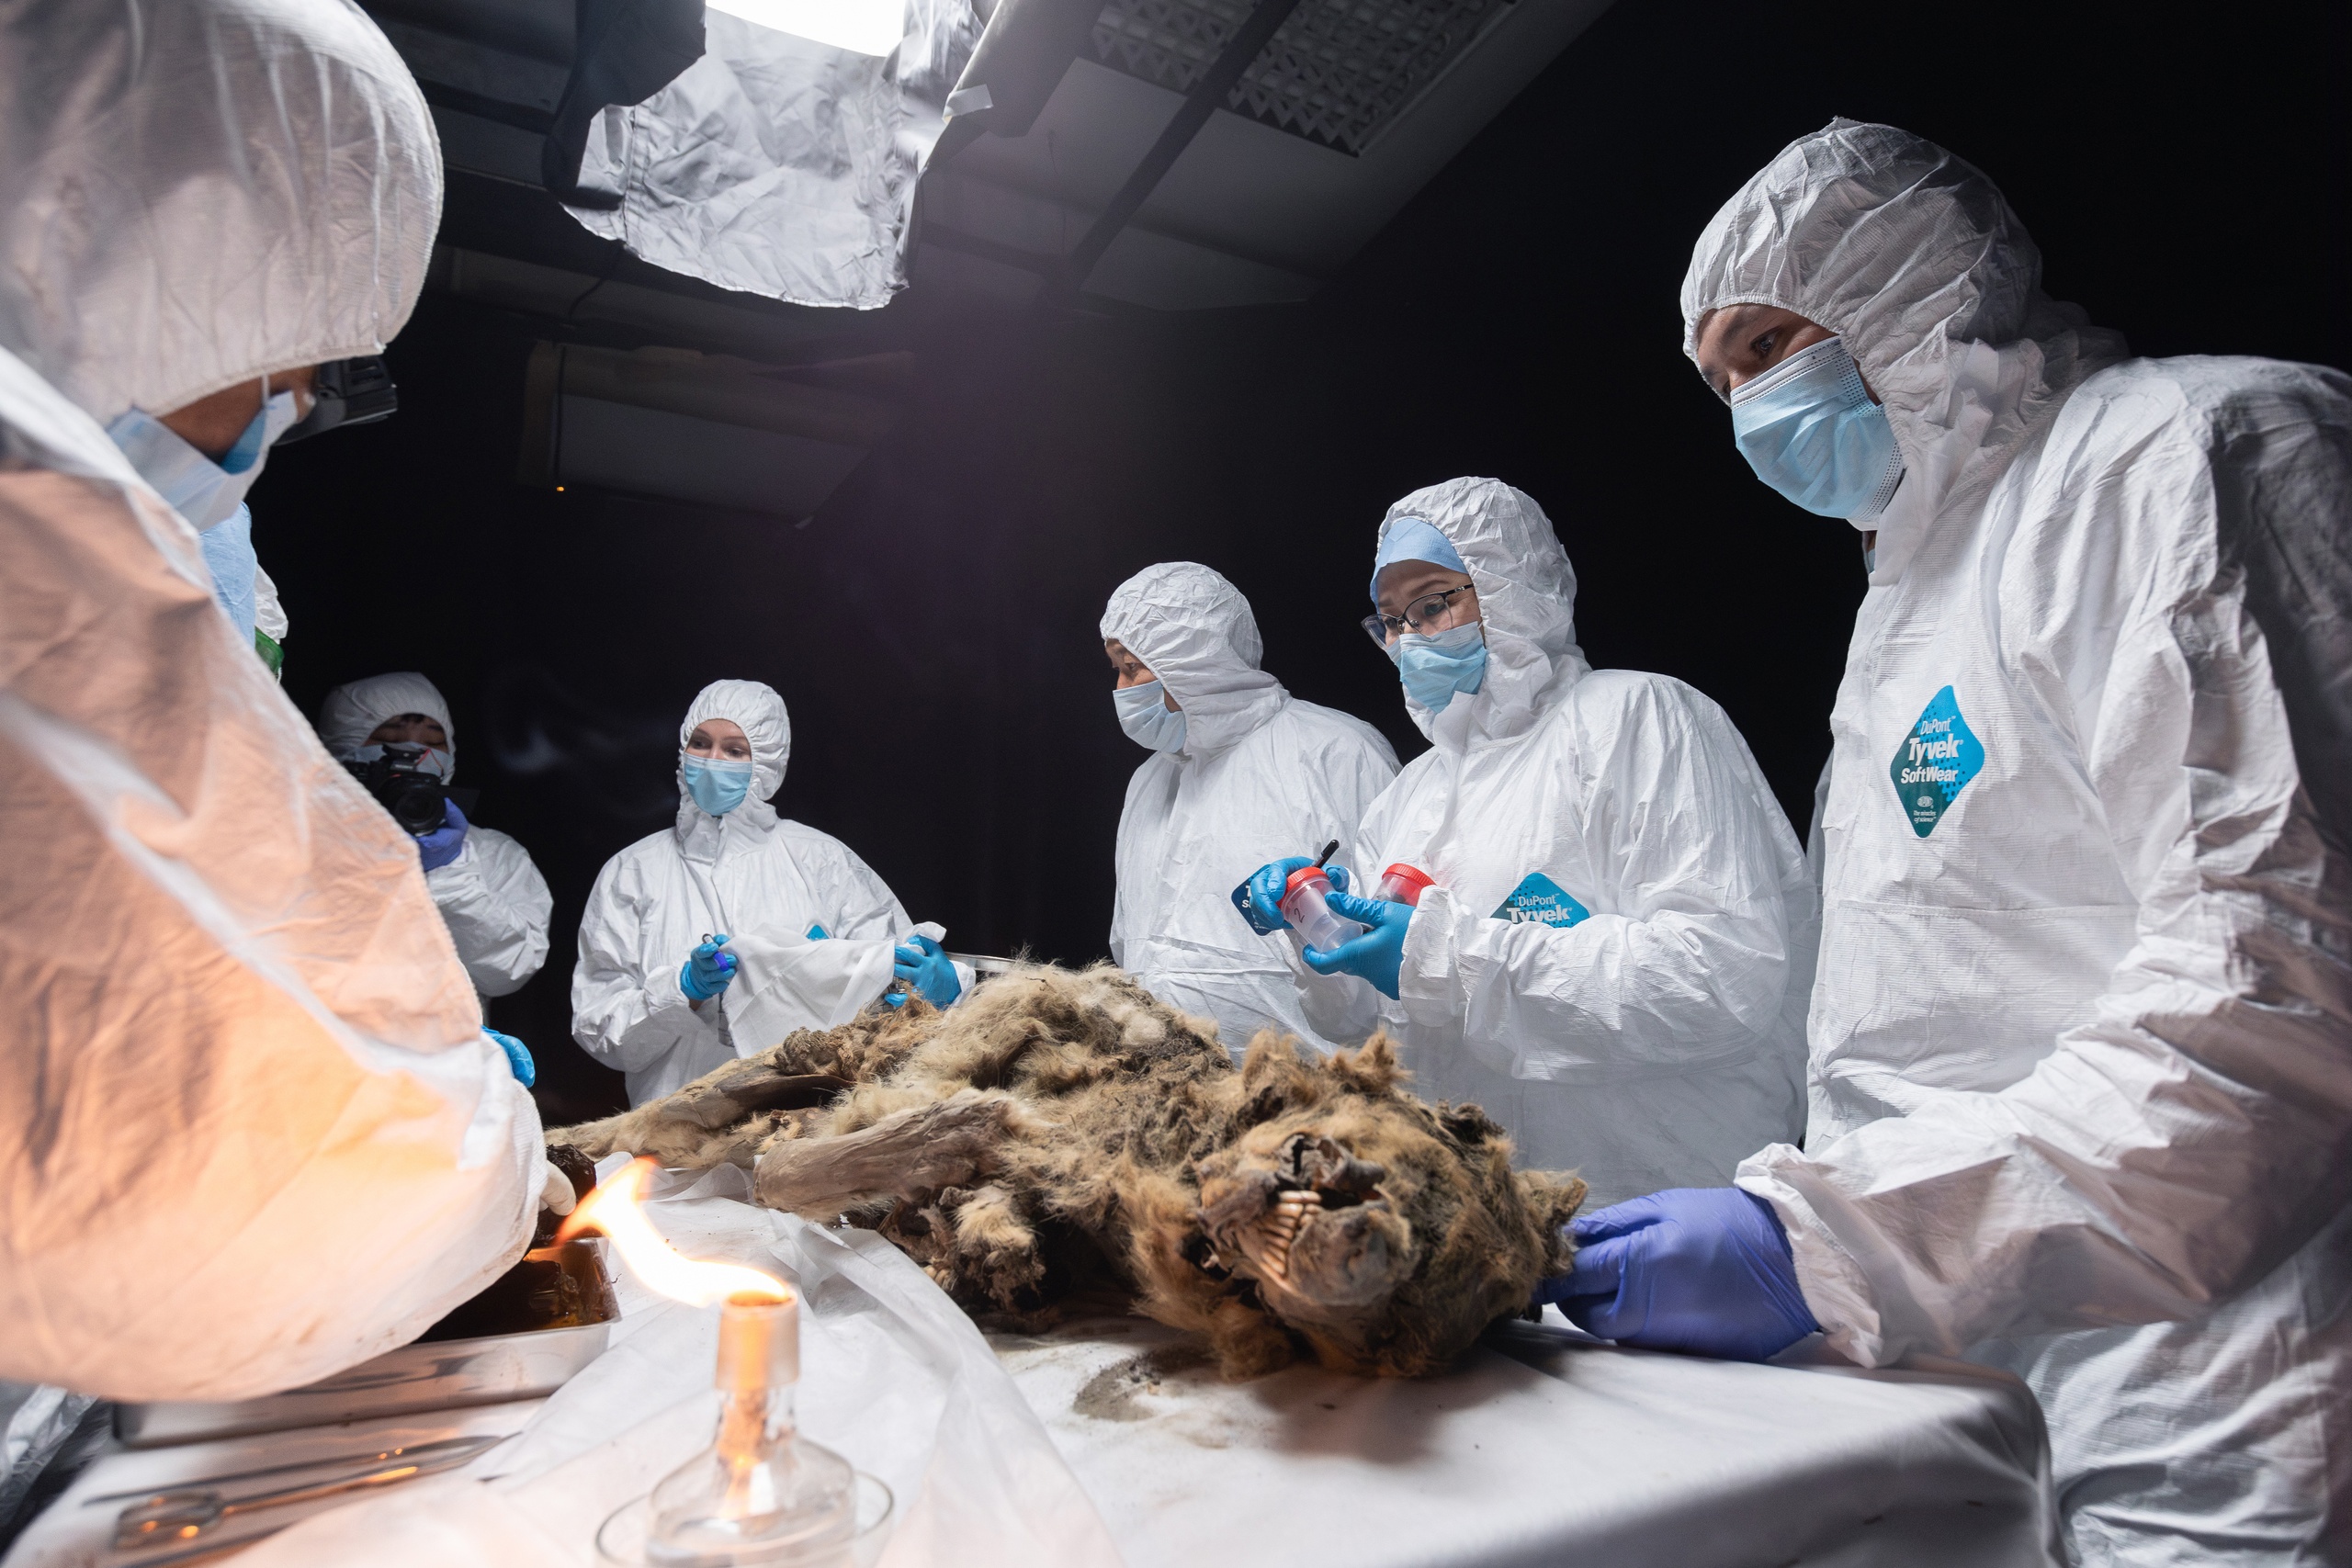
[1280,866,1363,953]
[1373,863,1434,906]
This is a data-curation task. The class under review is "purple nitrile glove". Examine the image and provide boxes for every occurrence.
[416,797,468,872]
[1536,1187,1819,1361]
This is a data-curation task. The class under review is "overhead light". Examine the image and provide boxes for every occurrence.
[707,0,907,57]
[1093,0,1515,155]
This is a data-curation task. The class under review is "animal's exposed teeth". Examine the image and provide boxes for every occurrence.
[1236,1189,1323,1286]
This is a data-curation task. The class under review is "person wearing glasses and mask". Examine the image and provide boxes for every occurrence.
[1238,478,1814,1206]
[1102,562,1396,1062]
[572,679,970,1105]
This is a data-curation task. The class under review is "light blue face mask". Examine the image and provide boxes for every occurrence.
[1113,680,1188,753]
[1729,335,1905,521]
[106,389,300,532]
[198,504,261,646]
[681,753,755,816]
[1390,622,1487,713]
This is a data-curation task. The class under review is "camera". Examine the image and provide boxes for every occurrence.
[346,746,458,836]
[277,355,398,446]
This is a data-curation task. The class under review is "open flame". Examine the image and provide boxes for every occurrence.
[557,1156,791,1306]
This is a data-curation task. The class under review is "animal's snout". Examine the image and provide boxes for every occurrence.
[1284,1200,1414,1307]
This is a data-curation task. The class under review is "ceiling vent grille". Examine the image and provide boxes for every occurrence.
[1091,0,1511,156]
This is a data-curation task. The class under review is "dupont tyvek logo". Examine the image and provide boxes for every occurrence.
[1890,685,1984,838]
[1493,872,1589,927]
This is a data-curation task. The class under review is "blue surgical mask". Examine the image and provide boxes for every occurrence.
[1390,622,1487,712]
[1114,680,1188,753]
[681,753,755,816]
[198,503,261,646]
[1729,335,1905,522]
[106,388,300,533]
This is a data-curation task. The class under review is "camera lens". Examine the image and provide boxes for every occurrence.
[393,782,446,836]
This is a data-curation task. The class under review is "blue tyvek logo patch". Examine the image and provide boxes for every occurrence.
[1889,685,1984,839]
[1493,872,1589,927]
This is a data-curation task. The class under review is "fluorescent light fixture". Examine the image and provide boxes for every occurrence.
[1092,0,1514,155]
[707,0,906,57]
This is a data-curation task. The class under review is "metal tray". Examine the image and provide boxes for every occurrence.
[115,1239,620,1449]
[115,1319,610,1449]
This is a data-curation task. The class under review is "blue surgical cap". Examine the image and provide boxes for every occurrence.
[1369,516,1467,604]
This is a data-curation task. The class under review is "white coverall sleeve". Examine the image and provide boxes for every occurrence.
[427,826,552,998]
[570,853,699,1073]
[812,840,978,999]
[815,840,916,942]
[0,456,538,1403]
[1397,679,1798,1075]
[1739,383,2352,1366]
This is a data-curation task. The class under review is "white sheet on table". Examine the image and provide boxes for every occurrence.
[232,1172,1122,1568]
[991,1312,2056,1568]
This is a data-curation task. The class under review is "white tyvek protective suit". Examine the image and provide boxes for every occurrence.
[1101,563,1397,1060]
[1688,121,2352,1563]
[1298,479,1813,1206]
[0,0,542,1401]
[318,673,554,999]
[573,680,954,1104]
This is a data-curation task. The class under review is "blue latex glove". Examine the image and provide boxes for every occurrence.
[1537,1188,1819,1361]
[1234,858,1351,935]
[416,797,468,872]
[680,934,738,1001]
[484,1026,536,1088]
[806,923,829,940]
[887,932,960,1010]
[1298,888,1410,999]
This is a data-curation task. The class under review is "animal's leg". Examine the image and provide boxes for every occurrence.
[941,1184,1046,1311]
[754,1089,1017,1216]
[551,1051,851,1166]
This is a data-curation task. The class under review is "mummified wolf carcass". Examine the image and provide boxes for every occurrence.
[549,964,1585,1377]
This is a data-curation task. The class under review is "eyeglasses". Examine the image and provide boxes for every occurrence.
[1361,583,1476,649]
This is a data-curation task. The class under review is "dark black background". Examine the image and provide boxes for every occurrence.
[252,0,2348,1122]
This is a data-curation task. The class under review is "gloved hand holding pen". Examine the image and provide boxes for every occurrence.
[680,933,737,1003]
[1235,855,1351,934]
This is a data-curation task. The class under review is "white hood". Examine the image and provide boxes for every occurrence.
[674,677,793,858]
[1679,118,2127,533]
[680,677,791,801]
[318,671,457,774]
[1372,477,1589,749]
[1098,562,1285,756]
[0,0,441,424]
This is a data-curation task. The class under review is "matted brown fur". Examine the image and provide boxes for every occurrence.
[552,964,1584,1377]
